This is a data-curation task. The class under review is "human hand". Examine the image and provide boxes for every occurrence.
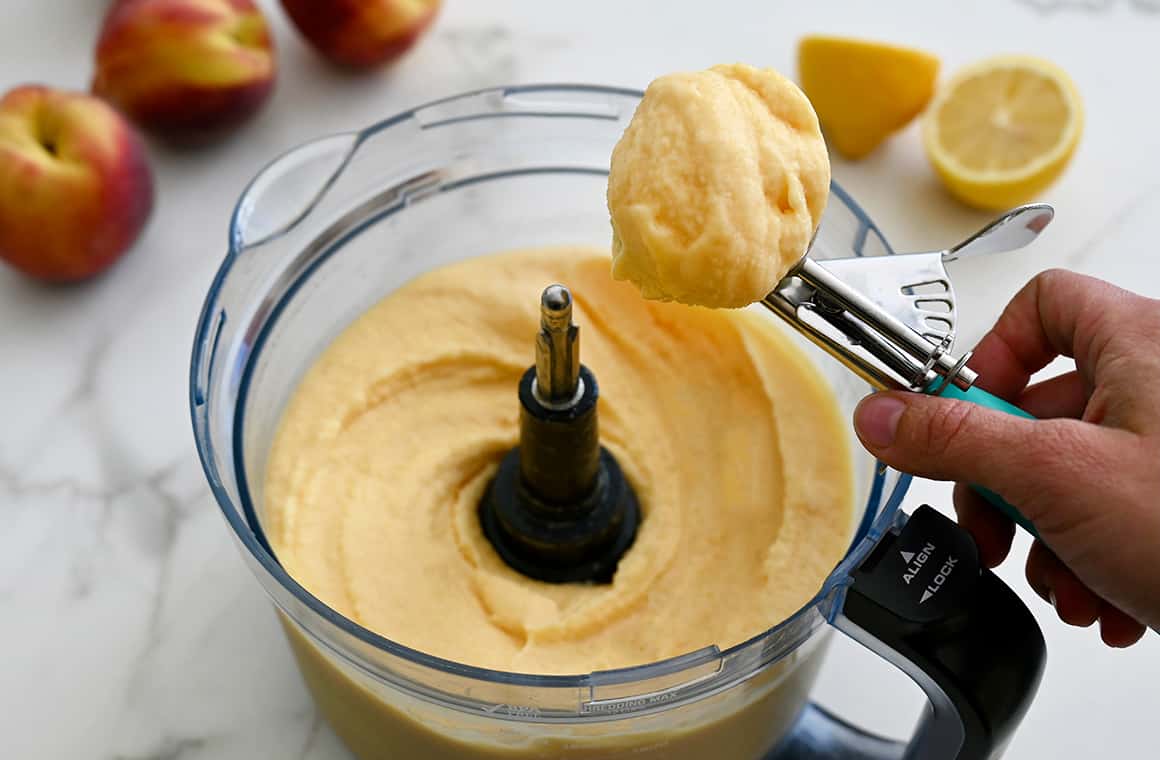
[853,269,1160,647]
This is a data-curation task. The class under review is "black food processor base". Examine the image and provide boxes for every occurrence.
[771,505,1045,760]
[766,704,904,760]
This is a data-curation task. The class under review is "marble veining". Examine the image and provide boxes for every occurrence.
[438,23,572,90]
[1015,0,1160,13]
[1058,183,1160,269]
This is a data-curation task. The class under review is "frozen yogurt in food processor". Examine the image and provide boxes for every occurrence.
[265,244,855,676]
[192,77,1047,760]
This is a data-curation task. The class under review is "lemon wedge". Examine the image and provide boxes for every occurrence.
[798,35,940,160]
[923,55,1083,210]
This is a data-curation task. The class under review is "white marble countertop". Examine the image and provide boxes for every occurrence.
[2,1,1158,758]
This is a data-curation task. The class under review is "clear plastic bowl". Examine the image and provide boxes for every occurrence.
[190,85,916,760]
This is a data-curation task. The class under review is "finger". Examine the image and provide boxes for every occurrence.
[967,270,1140,398]
[853,391,1125,519]
[1099,603,1148,648]
[952,482,1014,568]
[966,330,1040,401]
[1025,540,1055,603]
[1025,542,1103,628]
[1046,563,1101,628]
[1017,371,1089,420]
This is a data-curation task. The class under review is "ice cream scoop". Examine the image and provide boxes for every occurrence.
[762,203,1054,536]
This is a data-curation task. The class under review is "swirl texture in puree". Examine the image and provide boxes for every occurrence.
[265,245,853,675]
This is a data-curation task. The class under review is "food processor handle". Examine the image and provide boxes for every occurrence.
[931,384,1041,539]
[827,505,1047,760]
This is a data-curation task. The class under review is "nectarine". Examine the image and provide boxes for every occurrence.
[93,0,276,137]
[281,0,441,69]
[0,86,154,282]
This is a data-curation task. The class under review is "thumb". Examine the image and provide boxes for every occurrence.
[856,391,1160,632]
[852,391,1107,519]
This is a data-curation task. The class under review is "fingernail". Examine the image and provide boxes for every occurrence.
[1048,589,1058,609]
[855,394,907,448]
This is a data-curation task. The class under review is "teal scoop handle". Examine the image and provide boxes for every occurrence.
[926,381,1041,539]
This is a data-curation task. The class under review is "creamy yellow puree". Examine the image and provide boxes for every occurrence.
[266,246,853,676]
[607,64,831,308]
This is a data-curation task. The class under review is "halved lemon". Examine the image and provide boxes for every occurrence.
[798,35,940,160]
[923,55,1083,210]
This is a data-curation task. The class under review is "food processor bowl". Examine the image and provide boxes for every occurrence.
[191,86,1045,760]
